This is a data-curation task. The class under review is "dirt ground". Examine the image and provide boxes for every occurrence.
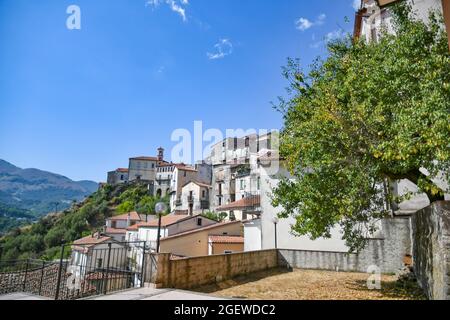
[194,268,425,300]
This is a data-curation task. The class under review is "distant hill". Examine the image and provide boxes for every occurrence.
[0,159,98,217]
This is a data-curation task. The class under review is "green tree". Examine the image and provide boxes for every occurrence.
[203,211,228,222]
[272,3,450,251]
[116,200,135,214]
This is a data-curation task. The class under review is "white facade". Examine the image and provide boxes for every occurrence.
[180,182,211,215]
[244,162,349,253]
[358,0,443,43]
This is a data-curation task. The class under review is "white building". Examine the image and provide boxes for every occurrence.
[70,234,127,278]
[180,181,212,215]
[126,214,218,251]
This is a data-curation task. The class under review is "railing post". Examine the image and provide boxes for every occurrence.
[140,242,147,288]
[55,244,65,300]
[22,259,29,292]
[38,260,45,296]
[103,243,112,295]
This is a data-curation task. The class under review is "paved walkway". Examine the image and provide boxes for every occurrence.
[0,288,225,300]
[0,293,51,300]
[87,287,226,300]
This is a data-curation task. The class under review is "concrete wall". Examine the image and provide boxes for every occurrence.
[411,201,450,300]
[151,250,278,289]
[277,217,410,274]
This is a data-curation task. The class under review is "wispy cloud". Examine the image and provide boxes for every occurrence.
[295,13,326,31]
[146,0,189,22]
[207,39,233,60]
[310,29,347,49]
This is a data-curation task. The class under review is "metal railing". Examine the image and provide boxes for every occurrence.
[0,241,148,300]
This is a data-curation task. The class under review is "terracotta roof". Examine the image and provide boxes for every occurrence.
[72,234,112,252]
[176,165,197,172]
[160,220,243,241]
[105,227,127,235]
[136,215,191,228]
[109,212,142,221]
[209,235,244,244]
[116,168,128,173]
[216,196,261,211]
[126,224,140,231]
[130,156,159,161]
[182,181,212,189]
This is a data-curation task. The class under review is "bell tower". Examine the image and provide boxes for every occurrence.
[157,147,164,162]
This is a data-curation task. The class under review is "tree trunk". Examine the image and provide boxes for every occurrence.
[402,169,445,203]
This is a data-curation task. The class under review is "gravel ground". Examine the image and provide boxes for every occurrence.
[194,268,425,300]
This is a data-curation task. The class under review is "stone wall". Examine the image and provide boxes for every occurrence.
[411,201,450,300]
[150,250,278,289]
[146,217,412,290]
[279,217,411,274]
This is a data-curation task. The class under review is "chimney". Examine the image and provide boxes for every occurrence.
[157,147,164,162]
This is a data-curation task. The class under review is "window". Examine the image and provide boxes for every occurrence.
[111,221,117,229]
[197,218,202,226]
[218,198,222,206]
[224,251,233,254]
[202,190,206,198]
[257,177,261,190]
[240,179,245,190]
[97,258,103,268]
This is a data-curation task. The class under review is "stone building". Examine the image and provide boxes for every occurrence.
[106,168,128,185]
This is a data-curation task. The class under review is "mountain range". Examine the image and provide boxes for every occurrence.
[0,159,98,217]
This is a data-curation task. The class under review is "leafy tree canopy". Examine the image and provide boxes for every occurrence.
[272,3,450,251]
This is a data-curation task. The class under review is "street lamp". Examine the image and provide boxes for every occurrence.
[272,217,279,249]
[155,202,167,253]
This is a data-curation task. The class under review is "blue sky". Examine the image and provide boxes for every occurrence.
[0,0,359,182]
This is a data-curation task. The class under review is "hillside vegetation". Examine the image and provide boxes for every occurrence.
[0,159,98,217]
[0,182,169,262]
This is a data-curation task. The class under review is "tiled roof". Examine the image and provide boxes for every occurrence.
[182,181,212,189]
[108,212,142,221]
[176,165,197,172]
[126,224,140,231]
[160,220,243,241]
[72,234,112,252]
[116,168,128,173]
[136,215,191,228]
[209,235,244,244]
[130,156,159,161]
[216,196,261,211]
[105,227,127,235]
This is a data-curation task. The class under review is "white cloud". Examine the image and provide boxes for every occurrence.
[207,39,233,60]
[146,0,189,21]
[295,13,326,31]
[310,29,347,49]
[352,0,361,11]
[296,18,313,31]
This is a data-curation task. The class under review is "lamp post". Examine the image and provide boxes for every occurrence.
[155,202,167,253]
[272,217,279,249]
